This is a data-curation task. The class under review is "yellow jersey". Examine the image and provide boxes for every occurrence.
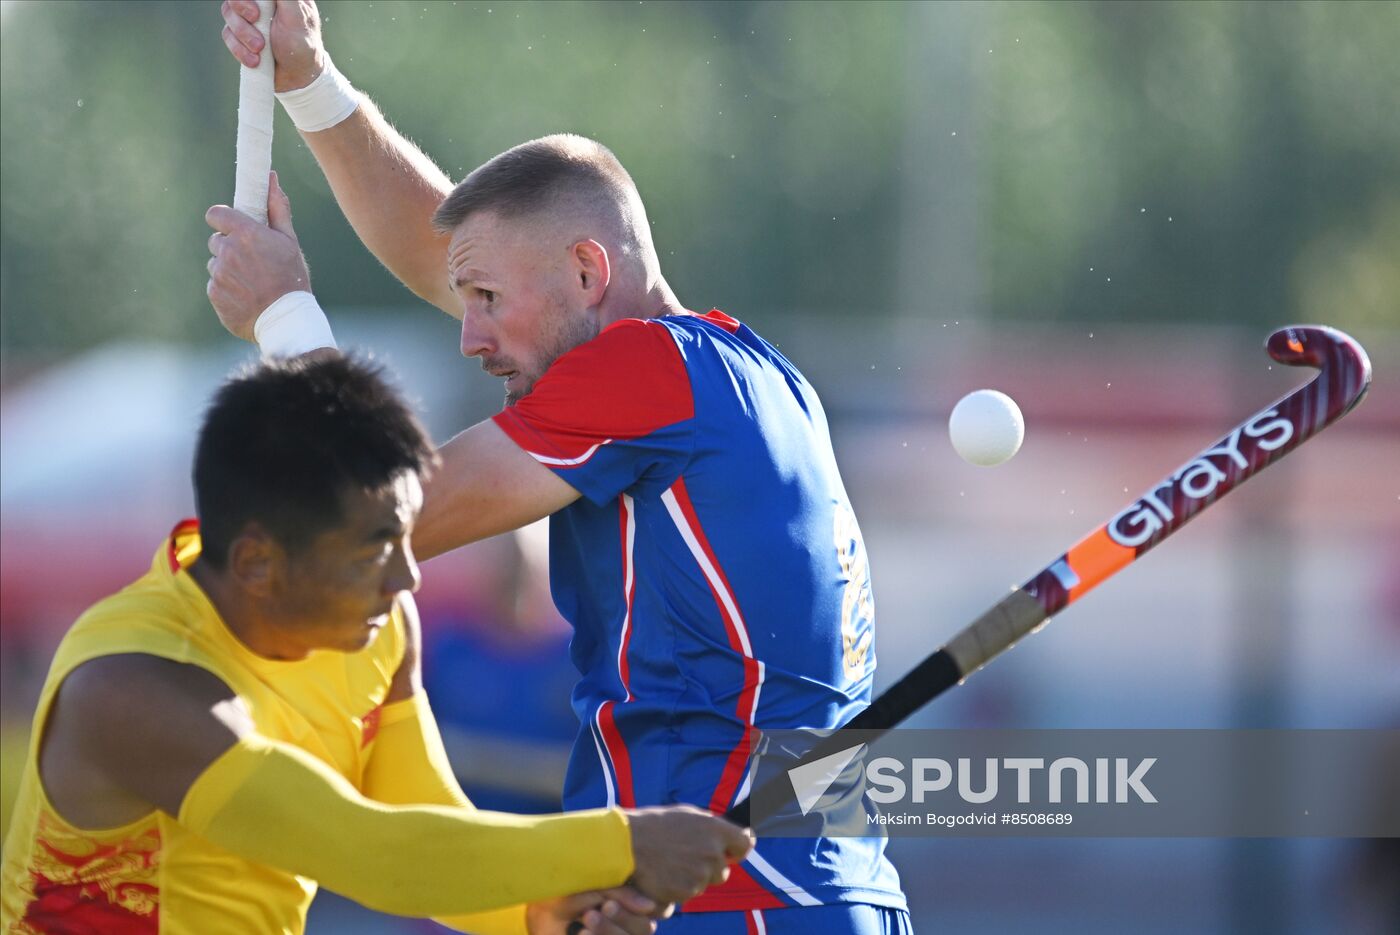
[2,521,407,934]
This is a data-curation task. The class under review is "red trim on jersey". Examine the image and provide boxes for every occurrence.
[360,704,383,749]
[666,478,749,656]
[745,908,764,934]
[595,701,636,808]
[682,864,787,913]
[665,478,763,814]
[167,518,199,572]
[700,309,741,333]
[617,496,636,700]
[709,665,761,814]
[491,318,693,465]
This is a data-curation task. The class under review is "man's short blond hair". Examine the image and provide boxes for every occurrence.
[432,134,644,244]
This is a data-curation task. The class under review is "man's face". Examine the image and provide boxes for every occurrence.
[447,211,599,405]
[272,471,424,654]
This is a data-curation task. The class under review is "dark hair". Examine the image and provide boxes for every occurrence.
[193,354,438,567]
[431,133,638,233]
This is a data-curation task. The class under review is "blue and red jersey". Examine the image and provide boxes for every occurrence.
[492,310,904,912]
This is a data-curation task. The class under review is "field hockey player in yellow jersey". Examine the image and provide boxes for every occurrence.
[0,355,751,935]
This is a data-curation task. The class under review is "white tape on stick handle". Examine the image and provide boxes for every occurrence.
[234,0,275,224]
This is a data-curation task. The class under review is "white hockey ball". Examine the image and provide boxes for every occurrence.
[949,389,1024,466]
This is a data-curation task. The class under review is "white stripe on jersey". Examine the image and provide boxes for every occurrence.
[747,848,821,907]
[618,494,636,700]
[660,488,754,657]
[589,714,617,807]
[528,439,613,466]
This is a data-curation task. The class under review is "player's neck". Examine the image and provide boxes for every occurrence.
[650,277,685,316]
[602,277,685,323]
[187,562,310,661]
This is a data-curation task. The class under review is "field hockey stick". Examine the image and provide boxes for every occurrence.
[234,0,275,224]
[724,324,1371,827]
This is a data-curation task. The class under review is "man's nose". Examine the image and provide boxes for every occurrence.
[460,311,494,358]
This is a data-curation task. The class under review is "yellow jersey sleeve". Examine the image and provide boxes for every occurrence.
[363,693,533,934]
[362,692,471,808]
[179,734,632,918]
[432,905,530,935]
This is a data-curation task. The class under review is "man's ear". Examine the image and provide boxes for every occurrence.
[571,239,611,306]
[225,524,282,599]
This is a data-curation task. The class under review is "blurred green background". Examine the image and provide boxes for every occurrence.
[3,2,1398,934]
[2,0,1398,364]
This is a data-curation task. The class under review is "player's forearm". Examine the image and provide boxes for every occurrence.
[362,692,471,808]
[299,98,458,315]
[180,735,633,917]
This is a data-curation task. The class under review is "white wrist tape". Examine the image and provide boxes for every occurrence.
[254,291,338,359]
[275,58,360,133]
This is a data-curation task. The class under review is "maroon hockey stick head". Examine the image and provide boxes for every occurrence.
[1265,325,1371,431]
[1023,325,1372,619]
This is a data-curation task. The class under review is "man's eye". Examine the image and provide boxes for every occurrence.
[479,289,496,303]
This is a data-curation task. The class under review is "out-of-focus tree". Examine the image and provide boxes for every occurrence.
[2,0,1396,361]
[979,0,1400,329]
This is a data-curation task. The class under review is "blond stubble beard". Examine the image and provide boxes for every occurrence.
[505,292,601,406]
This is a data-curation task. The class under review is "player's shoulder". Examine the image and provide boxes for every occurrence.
[56,653,243,748]
[538,316,691,394]
[62,653,234,705]
[643,309,744,343]
[579,315,685,361]
[72,557,183,627]
[54,568,204,681]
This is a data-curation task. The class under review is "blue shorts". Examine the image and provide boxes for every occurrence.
[658,904,913,934]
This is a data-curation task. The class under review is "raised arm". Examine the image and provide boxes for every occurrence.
[205,185,583,559]
[221,0,458,316]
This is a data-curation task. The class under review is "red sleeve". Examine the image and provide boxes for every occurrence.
[491,318,694,467]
